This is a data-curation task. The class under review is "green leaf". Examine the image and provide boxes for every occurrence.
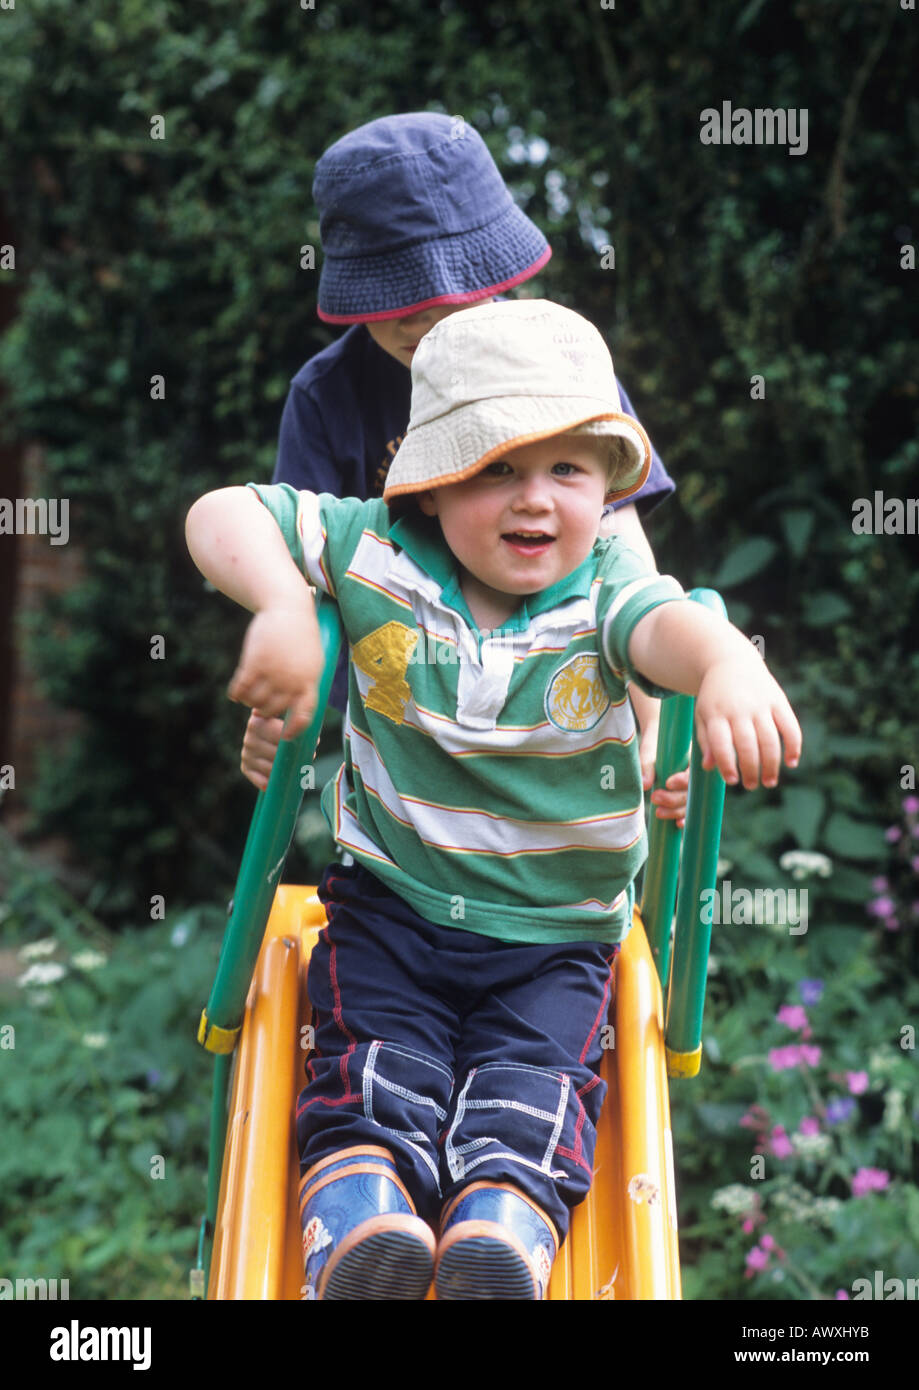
[781,786,826,850]
[824,814,888,862]
[779,508,815,560]
[801,592,854,626]
[711,538,778,589]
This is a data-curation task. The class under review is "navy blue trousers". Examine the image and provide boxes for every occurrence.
[296,862,620,1238]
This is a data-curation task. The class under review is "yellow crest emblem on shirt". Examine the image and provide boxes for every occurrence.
[545,653,610,732]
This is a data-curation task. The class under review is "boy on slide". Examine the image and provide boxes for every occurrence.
[186,298,801,1299]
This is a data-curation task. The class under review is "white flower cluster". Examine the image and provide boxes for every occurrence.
[779,850,833,881]
[72,950,107,971]
[18,937,57,961]
[710,1184,757,1216]
[17,962,67,988]
[771,1183,840,1227]
[790,1131,832,1159]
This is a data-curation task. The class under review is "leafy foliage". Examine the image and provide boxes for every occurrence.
[0,0,917,1299]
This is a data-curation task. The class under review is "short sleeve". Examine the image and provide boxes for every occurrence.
[245,483,390,608]
[596,540,687,698]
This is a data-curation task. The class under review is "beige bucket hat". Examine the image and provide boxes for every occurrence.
[382,299,651,505]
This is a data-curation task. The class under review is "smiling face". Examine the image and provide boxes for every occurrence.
[365,300,494,365]
[417,434,609,630]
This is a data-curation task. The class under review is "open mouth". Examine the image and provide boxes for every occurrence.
[501,531,555,553]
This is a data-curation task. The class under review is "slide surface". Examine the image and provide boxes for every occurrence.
[208,885,681,1300]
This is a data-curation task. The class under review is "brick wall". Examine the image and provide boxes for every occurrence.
[2,442,86,828]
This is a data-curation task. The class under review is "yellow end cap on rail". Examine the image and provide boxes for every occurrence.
[666,1044,702,1079]
[198,1009,240,1054]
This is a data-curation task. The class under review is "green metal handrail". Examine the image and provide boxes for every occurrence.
[640,588,728,1079]
[192,598,343,1295]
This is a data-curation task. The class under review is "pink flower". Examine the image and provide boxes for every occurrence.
[870,876,889,892]
[769,1043,821,1072]
[885,826,902,843]
[846,1071,869,1095]
[745,1245,770,1273]
[867,896,896,918]
[760,1233,776,1251]
[852,1167,890,1197]
[770,1125,794,1158]
[902,796,919,815]
[777,1004,809,1031]
[799,1116,820,1135]
[835,1289,850,1300]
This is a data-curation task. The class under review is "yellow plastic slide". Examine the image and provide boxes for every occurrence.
[207,884,681,1301]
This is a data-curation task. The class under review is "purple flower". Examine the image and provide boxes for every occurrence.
[799,1115,820,1135]
[885,826,902,844]
[768,1046,801,1072]
[903,796,919,815]
[769,1043,821,1071]
[852,1167,890,1197]
[826,1097,856,1125]
[870,876,889,892]
[745,1245,770,1272]
[777,1004,809,1032]
[799,978,824,1005]
[846,1071,869,1095]
[867,895,896,918]
[883,916,901,932]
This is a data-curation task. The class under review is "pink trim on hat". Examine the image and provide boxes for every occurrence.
[316,245,553,324]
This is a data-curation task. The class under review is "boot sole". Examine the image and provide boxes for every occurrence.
[435,1226,538,1300]
[321,1217,435,1300]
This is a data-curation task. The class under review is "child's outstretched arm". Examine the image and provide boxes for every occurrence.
[185,487,324,740]
[628,602,801,789]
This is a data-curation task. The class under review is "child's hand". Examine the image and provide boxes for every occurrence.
[240,710,284,791]
[693,655,801,789]
[228,605,324,741]
[648,767,690,827]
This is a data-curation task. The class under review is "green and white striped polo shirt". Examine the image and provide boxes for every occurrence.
[247,483,686,945]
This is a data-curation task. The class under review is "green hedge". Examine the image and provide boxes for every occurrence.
[0,0,916,926]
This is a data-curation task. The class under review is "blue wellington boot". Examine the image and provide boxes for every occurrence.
[299,1145,435,1300]
[435,1181,559,1300]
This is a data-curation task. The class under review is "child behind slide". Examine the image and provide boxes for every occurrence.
[241,111,687,823]
[186,299,801,1300]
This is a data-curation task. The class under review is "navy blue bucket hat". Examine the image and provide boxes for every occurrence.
[313,113,552,323]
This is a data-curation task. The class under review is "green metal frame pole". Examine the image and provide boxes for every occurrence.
[193,599,343,1296]
[641,691,694,988]
[197,601,343,1053]
[662,588,728,1079]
